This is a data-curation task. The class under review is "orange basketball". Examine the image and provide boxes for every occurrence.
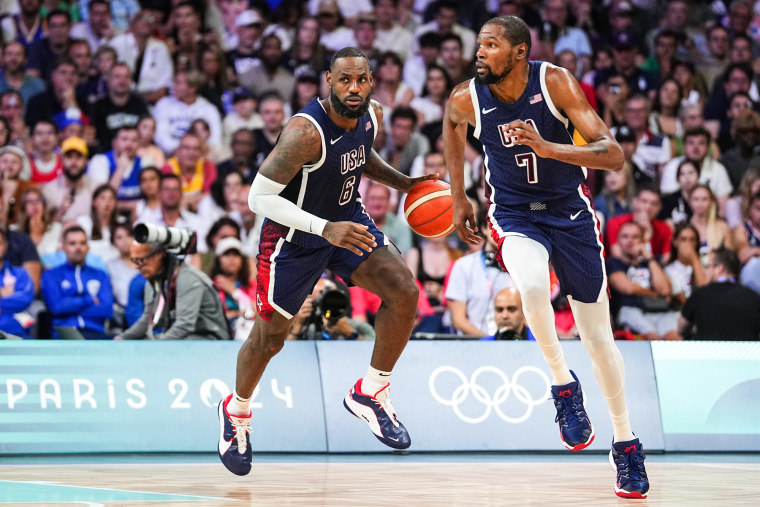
[403,180,454,238]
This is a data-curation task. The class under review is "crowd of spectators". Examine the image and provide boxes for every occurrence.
[0,0,759,341]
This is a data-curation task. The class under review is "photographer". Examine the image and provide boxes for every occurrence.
[118,225,230,340]
[481,288,535,341]
[289,276,375,341]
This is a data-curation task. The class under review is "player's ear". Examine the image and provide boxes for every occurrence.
[516,43,528,60]
[325,70,332,88]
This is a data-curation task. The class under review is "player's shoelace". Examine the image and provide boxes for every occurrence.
[379,397,398,423]
[370,386,399,424]
[554,392,586,427]
[230,416,251,454]
[614,449,648,483]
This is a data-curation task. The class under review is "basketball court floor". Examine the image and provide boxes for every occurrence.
[1,452,759,506]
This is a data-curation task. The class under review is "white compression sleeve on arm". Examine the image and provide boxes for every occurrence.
[248,173,328,236]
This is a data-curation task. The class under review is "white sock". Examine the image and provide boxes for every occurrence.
[227,391,251,416]
[362,366,391,397]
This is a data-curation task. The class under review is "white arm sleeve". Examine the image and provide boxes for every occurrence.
[248,173,328,236]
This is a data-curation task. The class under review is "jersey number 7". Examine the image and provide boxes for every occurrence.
[499,119,539,184]
[515,152,538,184]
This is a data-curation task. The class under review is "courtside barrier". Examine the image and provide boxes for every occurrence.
[0,341,326,453]
[319,340,663,451]
[10,340,760,453]
[652,341,760,451]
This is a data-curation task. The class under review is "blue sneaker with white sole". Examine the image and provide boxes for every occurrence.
[343,379,411,449]
[610,438,649,498]
[217,394,252,476]
[551,370,595,451]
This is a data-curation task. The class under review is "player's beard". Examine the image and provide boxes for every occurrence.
[475,54,514,85]
[330,87,372,118]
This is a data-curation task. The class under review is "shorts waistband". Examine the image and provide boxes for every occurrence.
[504,193,581,212]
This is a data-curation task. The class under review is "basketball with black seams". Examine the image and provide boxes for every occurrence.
[403,180,454,238]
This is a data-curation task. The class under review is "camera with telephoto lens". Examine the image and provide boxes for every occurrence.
[134,223,196,255]
[316,289,349,325]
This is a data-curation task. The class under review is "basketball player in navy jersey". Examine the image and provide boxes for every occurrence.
[216,48,437,476]
[443,17,649,498]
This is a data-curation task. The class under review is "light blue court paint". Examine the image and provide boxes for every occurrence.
[0,480,230,503]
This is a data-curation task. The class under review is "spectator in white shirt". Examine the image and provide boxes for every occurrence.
[403,31,440,96]
[153,70,222,156]
[109,8,173,105]
[660,127,733,215]
[70,0,117,52]
[373,0,413,62]
[316,0,355,51]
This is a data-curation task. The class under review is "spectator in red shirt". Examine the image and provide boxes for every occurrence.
[606,183,673,263]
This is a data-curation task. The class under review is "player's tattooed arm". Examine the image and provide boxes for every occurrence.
[257,116,322,185]
[365,100,437,193]
[364,150,419,193]
[365,150,440,193]
[537,65,624,171]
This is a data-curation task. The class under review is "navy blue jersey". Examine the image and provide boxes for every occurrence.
[266,97,378,248]
[471,60,587,212]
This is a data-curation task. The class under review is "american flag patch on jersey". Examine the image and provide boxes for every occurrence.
[529,93,542,104]
[366,120,372,131]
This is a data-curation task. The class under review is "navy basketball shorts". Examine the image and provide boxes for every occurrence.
[489,193,607,304]
[255,208,388,321]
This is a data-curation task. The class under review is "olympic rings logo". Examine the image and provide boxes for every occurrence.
[428,366,551,424]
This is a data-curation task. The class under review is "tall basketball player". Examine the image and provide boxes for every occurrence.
[217,48,436,476]
[443,17,649,498]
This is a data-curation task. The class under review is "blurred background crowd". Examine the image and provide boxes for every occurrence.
[0,0,759,341]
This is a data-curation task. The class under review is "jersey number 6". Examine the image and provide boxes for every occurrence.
[339,176,356,205]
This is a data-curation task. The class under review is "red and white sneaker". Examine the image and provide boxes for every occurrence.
[217,394,252,476]
[343,379,411,449]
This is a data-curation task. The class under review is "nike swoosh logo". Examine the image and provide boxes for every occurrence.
[570,210,583,220]
[218,402,233,455]
[482,107,497,114]
[219,436,233,455]
[330,136,343,145]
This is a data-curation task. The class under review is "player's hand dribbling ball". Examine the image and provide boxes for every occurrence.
[403,180,454,238]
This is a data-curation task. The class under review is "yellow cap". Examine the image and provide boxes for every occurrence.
[61,137,88,157]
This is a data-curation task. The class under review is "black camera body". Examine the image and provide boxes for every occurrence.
[484,251,507,272]
[315,289,349,325]
[134,224,196,255]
